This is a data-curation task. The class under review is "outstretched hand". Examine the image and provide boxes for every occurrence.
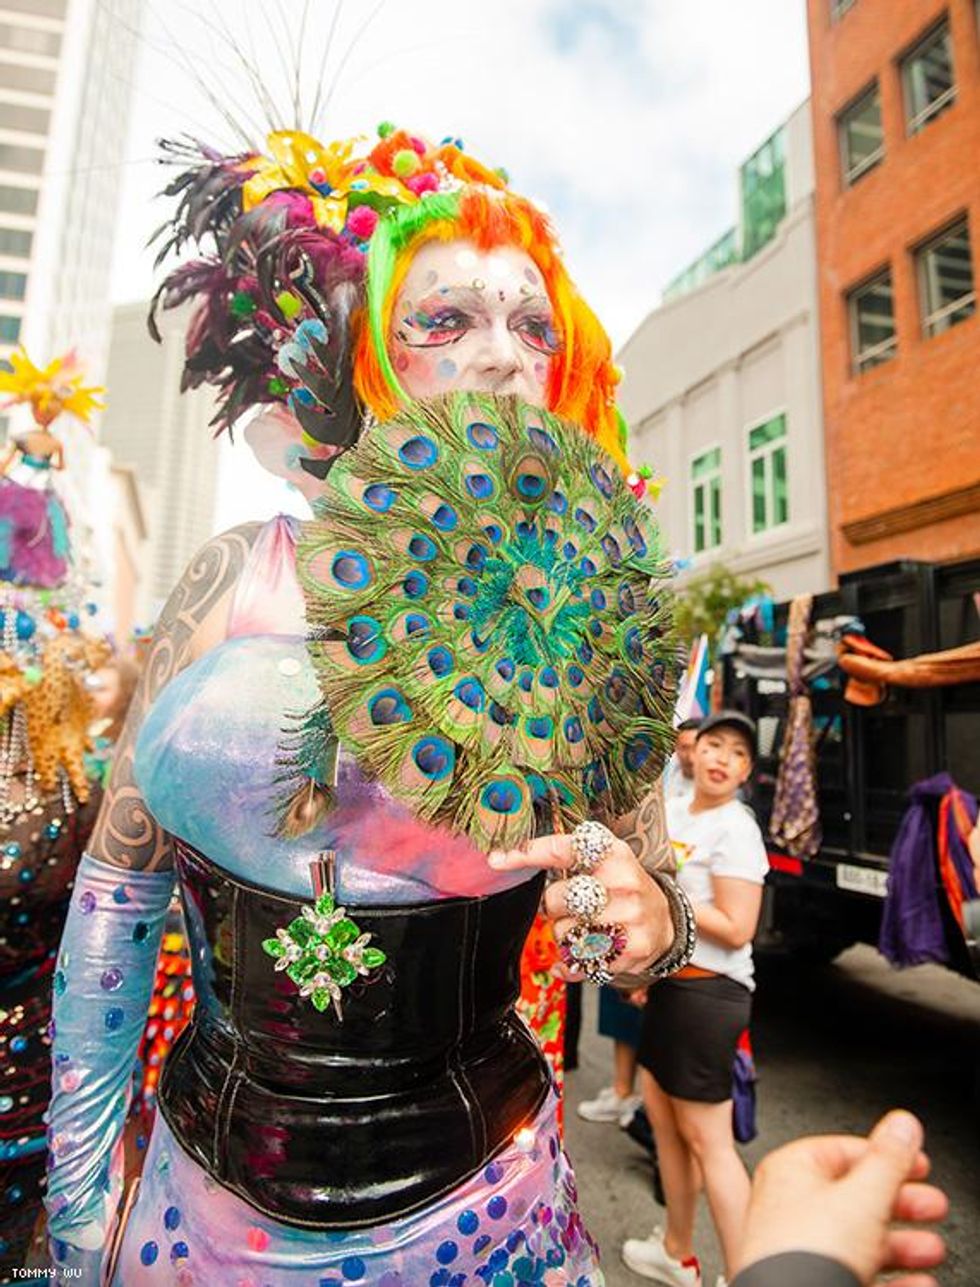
[488,832,674,979]
[735,1110,948,1287]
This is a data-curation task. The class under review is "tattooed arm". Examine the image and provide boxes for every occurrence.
[88,523,262,872]
[613,777,676,875]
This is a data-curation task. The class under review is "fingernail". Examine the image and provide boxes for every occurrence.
[882,1111,921,1147]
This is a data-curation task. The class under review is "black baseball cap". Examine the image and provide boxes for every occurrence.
[695,710,757,758]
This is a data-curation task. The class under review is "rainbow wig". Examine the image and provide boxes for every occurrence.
[354,187,628,468]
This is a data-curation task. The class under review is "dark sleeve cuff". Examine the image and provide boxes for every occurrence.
[731,1251,861,1287]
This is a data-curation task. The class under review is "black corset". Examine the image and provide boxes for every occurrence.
[157,841,550,1228]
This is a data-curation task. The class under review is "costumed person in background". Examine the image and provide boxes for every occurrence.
[0,352,108,1279]
[44,121,696,1285]
[624,712,768,1287]
[0,350,100,589]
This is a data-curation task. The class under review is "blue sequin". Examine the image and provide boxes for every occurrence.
[105,1007,125,1032]
[140,1241,159,1265]
[458,1210,479,1235]
[436,1240,459,1265]
[112,884,130,904]
[163,1205,181,1230]
[170,1241,189,1261]
[474,1234,492,1253]
[341,1256,366,1280]
[132,921,149,943]
[10,1037,26,1054]
[488,1247,509,1271]
[487,1194,508,1219]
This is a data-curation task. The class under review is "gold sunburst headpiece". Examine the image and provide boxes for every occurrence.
[0,347,105,428]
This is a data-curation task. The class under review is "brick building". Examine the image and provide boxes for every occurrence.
[807,0,980,575]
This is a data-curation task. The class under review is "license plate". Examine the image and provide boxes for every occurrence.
[835,863,889,898]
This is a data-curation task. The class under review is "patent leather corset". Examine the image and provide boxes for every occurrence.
[157,841,550,1229]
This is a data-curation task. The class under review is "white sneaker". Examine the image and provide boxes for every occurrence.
[576,1086,642,1125]
[621,1226,701,1286]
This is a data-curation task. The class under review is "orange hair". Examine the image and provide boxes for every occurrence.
[353,187,628,468]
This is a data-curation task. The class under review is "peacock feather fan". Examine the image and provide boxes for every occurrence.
[297,393,675,851]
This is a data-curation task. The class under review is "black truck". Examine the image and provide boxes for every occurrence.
[723,557,980,980]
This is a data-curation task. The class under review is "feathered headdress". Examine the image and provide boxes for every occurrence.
[149,125,511,467]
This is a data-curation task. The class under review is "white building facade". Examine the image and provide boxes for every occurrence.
[0,0,144,371]
[101,301,220,618]
[619,103,830,602]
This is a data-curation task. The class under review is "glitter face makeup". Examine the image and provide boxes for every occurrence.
[388,240,560,402]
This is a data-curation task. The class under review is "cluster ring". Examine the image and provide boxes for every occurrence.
[565,873,609,921]
[570,820,615,876]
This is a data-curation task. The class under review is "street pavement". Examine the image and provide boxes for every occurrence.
[564,945,980,1287]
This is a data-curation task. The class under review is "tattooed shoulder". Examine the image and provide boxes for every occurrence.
[89,523,262,873]
[613,778,675,875]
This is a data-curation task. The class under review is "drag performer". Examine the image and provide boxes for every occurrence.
[44,124,695,1284]
[0,352,107,1278]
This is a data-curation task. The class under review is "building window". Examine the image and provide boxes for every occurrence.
[849,269,897,374]
[0,271,26,300]
[902,19,955,134]
[691,447,722,554]
[917,217,975,337]
[0,60,56,95]
[0,315,21,342]
[0,185,38,216]
[0,102,49,135]
[0,228,31,257]
[0,22,61,57]
[740,127,787,261]
[747,414,789,534]
[838,84,883,185]
[831,0,856,19]
[0,143,44,176]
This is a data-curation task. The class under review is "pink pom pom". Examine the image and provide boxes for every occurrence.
[409,136,427,156]
[346,205,379,238]
[405,172,439,196]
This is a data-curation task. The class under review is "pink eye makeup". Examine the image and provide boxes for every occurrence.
[512,313,561,356]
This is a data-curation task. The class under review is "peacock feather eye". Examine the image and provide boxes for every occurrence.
[297,392,674,849]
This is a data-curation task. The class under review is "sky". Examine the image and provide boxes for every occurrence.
[107,0,811,530]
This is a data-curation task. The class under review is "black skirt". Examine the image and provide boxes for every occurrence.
[637,974,752,1103]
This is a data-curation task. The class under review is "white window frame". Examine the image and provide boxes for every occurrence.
[916,216,976,338]
[689,444,723,557]
[838,82,884,186]
[902,19,956,136]
[848,269,898,376]
[746,411,789,537]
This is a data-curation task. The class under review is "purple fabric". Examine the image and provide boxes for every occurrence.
[0,478,69,587]
[879,773,959,967]
[731,1046,757,1144]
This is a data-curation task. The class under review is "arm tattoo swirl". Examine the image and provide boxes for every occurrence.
[89,523,261,872]
[613,778,675,875]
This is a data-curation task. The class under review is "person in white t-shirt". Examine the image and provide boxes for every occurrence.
[623,711,769,1287]
[662,717,700,804]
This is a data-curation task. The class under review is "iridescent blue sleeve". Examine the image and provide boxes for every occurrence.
[44,852,174,1277]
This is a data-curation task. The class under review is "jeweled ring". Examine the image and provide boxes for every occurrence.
[570,820,616,875]
[565,873,609,920]
[559,920,628,985]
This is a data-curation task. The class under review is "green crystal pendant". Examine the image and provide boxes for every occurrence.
[261,889,386,1020]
